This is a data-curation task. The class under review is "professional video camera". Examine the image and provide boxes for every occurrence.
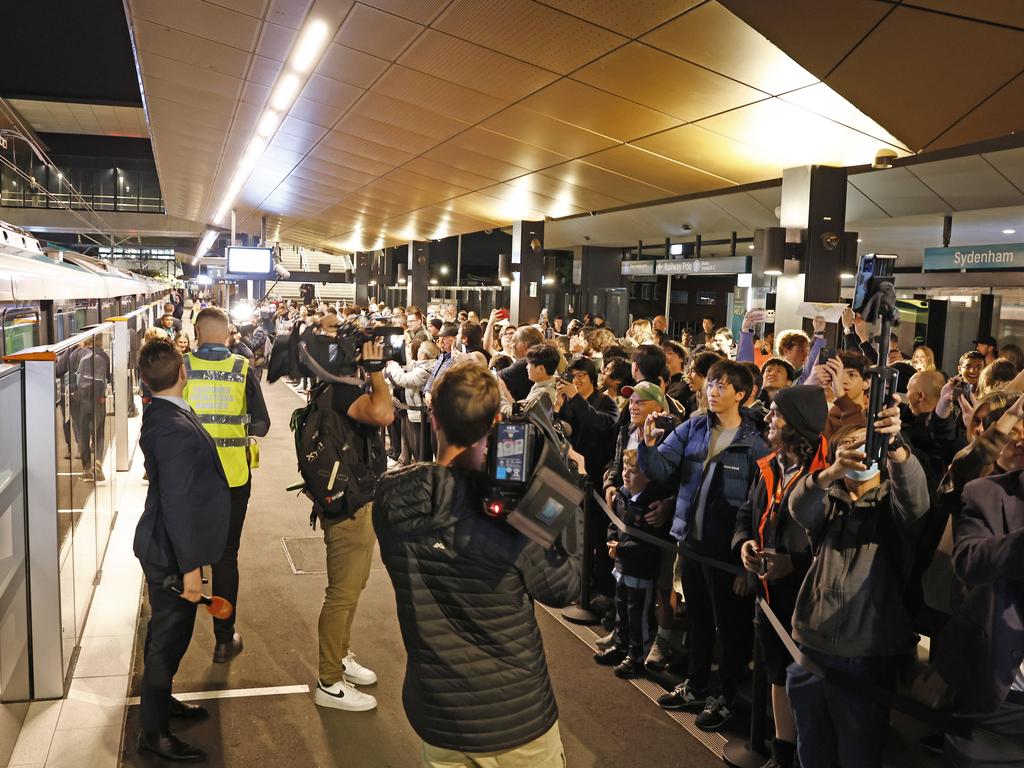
[483,400,585,549]
[267,321,404,385]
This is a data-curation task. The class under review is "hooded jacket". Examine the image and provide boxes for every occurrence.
[373,464,581,752]
[385,358,434,423]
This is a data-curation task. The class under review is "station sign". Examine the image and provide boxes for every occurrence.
[923,243,1024,272]
[98,245,176,260]
[621,256,749,276]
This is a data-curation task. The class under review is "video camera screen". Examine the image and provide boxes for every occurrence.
[226,246,273,275]
[494,422,529,483]
[852,253,896,314]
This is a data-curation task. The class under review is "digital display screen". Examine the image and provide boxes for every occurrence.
[853,253,896,314]
[536,498,564,526]
[494,422,527,482]
[226,246,273,275]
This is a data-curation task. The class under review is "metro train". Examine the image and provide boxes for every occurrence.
[0,219,169,356]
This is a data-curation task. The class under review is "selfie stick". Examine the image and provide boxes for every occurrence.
[860,279,899,466]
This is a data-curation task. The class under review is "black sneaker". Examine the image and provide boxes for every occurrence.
[613,656,642,678]
[593,647,627,666]
[656,679,706,711]
[695,695,734,731]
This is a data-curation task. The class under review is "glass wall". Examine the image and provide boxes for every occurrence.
[54,329,116,677]
[1,308,40,356]
[0,366,30,702]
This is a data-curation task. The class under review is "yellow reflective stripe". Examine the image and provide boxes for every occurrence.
[183,353,250,487]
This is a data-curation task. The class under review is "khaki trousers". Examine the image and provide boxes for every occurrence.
[317,503,375,683]
[421,723,566,768]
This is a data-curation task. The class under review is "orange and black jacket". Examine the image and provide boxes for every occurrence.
[732,437,829,608]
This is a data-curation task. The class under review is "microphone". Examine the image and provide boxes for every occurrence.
[274,263,291,279]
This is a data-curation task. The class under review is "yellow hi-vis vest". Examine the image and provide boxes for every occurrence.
[183,353,250,487]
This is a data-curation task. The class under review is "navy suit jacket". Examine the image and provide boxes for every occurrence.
[936,470,1024,714]
[133,397,230,574]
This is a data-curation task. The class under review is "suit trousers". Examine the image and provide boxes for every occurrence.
[139,562,198,734]
[212,480,250,642]
[317,503,375,683]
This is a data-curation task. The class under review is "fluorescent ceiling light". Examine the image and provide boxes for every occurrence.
[290,19,330,73]
[764,269,782,276]
[1003,229,1017,235]
[271,73,301,112]
[256,111,280,139]
[193,229,218,264]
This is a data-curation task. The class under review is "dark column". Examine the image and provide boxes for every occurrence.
[510,221,544,325]
[926,299,948,369]
[408,241,429,311]
[354,251,371,306]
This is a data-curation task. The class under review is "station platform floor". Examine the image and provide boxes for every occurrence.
[7,376,730,768]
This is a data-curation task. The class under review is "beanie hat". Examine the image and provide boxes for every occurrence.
[771,385,827,445]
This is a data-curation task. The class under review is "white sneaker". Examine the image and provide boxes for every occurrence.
[314,679,377,711]
[342,652,378,686]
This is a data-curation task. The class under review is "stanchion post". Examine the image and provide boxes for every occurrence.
[562,478,600,625]
[723,626,770,768]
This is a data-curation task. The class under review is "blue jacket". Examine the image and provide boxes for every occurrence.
[639,412,770,543]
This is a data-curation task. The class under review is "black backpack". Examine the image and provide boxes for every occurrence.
[290,384,378,527]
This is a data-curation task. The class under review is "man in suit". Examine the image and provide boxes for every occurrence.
[499,325,545,401]
[134,337,230,762]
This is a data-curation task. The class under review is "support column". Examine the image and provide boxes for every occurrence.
[354,251,371,306]
[510,221,544,325]
[408,241,429,310]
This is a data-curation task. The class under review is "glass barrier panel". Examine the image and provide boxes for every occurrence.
[54,345,78,676]
[93,328,115,558]
[0,368,30,701]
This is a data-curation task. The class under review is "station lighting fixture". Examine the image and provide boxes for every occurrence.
[498,253,512,284]
[192,229,218,265]
[439,264,450,275]
[211,17,332,226]
[1003,229,1017,235]
[397,263,407,284]
[429,278,439,285]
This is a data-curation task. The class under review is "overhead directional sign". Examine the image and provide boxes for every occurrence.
[622,256,750,276]
[923,243,1024,271]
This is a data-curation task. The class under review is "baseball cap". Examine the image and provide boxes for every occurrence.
[973,335,998,347]
[620,381,668,411]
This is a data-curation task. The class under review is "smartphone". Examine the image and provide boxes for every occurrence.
[558,371,574,383]
[852,253,897,314]
[818,347,836,366]
[495,308,510,321]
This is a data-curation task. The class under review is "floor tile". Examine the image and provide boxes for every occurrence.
[71,636,135,679]
[6,701,61,766]
[56,676,128,731]
[44,726,119,768]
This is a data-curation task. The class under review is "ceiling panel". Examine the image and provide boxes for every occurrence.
[539,159,675,204]
[539,0,702,38]
[632,124,786,184]
[846,167,951,218]
[445,191,546,224]
[779,83,909,150]
[266,0,318,29]
[373,66,506,124]
[307,143,396,176]
[317,43,391,88]
[516,77,681,141]
[583,145,733,195]
[434,0,626,75]
[718,0,893,78]
[397,29,558,101]
[574,42,765,124]
[139,53,246,100]
[132,20,251,78]
[696,98,912,168]
[475,182,587,218]
[906,0,1024,28]
[479,105,617,158]
[710,191,781,230]
[131,0,263,50]
[445,127,569,172]
[984,147,1024,194]
[844,183,889,222]
[928,72,1024,151]
[507,172,629,212]
[321,129,416,165]
[334,112,440,154]
[402,157,502,190]
[351,91,470,141]
[255,21,297,62]
[642,2,818,95]
[421,142,531,183]
[907,156,1024,211]
[825,5,1024,150]
[335,3,424,60]
[357,0,451,25]
[288,95,350,128]
[300,73,364,109]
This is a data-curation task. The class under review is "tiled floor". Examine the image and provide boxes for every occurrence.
[5,424,147,768]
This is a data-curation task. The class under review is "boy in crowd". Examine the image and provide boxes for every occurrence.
[595,449,673,678]
[820,351,871,437]
[760,357,795,404]
[641,360,770,731]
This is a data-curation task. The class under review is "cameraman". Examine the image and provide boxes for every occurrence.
[313,338,393,713]
[373,362,580,766]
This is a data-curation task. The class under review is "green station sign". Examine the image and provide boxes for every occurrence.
[923,243,1024,271]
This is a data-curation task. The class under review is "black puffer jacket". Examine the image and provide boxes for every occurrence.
[373,463,581,752]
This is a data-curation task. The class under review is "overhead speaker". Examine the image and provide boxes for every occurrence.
[397,262,407,284]
[758,227,786,276]
[840,232,859,279]
[318,263,330,273]
[344,269,353,282]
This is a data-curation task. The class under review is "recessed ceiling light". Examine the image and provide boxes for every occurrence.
[857,238,863,243]
[747,244,754,250]
[291,19,330,73]
[271,73,301,112]
[1002,229,1016,235]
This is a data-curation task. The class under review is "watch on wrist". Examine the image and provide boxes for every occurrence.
[887,433,908,456]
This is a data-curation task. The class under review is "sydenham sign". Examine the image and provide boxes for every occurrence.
[923,243,1024,271]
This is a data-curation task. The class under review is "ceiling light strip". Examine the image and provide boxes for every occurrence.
[211,17,332,226]
[193,229,218,265]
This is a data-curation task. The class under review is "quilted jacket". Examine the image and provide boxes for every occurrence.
[373,463,581,752]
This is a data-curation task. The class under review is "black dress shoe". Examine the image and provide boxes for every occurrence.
[593,647,627,666]
[169,697,209,720]
[137,729,206,762]
[212,633,243,663]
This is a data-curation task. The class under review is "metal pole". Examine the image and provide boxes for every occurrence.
[113,319,129,471]
[231,209,236,248]
[456,233,462,286]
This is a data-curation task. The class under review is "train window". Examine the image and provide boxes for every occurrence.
[1,308,40,356]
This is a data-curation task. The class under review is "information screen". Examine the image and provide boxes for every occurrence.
[494,422,528,482]
[226,246,273,275]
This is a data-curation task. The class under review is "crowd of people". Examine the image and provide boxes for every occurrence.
[134,286,1024,768]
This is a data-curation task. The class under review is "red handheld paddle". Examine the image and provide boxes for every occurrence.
[163,577,234,619]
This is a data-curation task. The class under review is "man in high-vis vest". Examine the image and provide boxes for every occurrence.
[185,307,270,663]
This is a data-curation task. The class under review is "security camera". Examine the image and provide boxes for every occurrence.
[872,149,897,170]
[680,224,693,233]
